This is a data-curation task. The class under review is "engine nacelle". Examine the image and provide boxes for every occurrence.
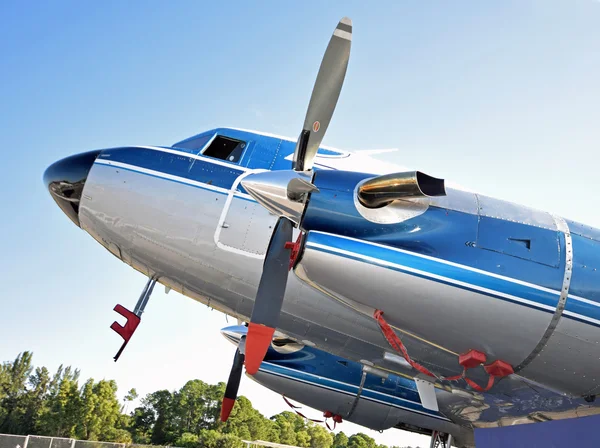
[220,325,472,445]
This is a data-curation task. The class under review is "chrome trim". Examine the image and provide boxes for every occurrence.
[358,171,446,208]
[353,179,430,225]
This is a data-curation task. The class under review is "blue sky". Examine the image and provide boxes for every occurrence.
[1,1,599,446]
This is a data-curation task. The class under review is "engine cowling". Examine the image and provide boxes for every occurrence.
[220,325,471,444]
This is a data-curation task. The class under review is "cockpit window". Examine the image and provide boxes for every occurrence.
[202,135,246,163]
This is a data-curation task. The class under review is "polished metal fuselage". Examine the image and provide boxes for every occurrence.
[75,130,600,434]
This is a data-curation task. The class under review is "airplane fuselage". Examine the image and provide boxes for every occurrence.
[45,127,600,437]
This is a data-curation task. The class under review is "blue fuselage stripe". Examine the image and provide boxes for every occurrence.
[306,232,600,328]
[98,147,244,191]
[308,232,559,308]
[258,362,450,421]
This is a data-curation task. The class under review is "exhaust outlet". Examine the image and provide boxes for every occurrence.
[357,171,446,209]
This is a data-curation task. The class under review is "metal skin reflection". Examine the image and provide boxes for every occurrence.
[43,127,600,448]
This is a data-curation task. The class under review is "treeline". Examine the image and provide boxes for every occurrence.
[0,352,415,448]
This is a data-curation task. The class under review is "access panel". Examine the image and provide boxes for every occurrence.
[476,216,560,267]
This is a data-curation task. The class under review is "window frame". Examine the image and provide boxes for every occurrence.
[198,133,249,165]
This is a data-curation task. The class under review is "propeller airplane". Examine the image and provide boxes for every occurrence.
[44,17,600,448]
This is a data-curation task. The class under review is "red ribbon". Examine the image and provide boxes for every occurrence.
[282,396,341,429]
[373,310,499,392]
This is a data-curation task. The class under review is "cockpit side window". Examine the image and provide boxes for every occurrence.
[201,135,246,164]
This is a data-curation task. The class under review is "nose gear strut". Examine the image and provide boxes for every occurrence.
[111,277,156,361]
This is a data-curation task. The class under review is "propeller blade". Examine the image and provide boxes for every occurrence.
[245,217,293,375]
[293,17,352,172]
[287,176,319,201]
[221,341,246,422]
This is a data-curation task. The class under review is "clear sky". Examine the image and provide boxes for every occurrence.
[1,1,599,446]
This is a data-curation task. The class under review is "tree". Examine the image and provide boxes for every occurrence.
[73,378,122,441]
[308,422,333,448]
[333,431,349,448]
[37,365,81,437]
[262,419,281,444]
[273,411,308,432]
[0,351,34,433]
[77,379,98,439]
[147,390,176,445]
[271,412,297,445]
[348,433,377,448]
[130,405,155,443]
[173,379,210,434]
[0,351,397,448]
[91,380,122,440]
[275,419,297,445]
[23,366,50,433]
[296,429,311,447]
[274,410,315,444]
[198,429,221,448]
[216,433,243,448]
[123,388,138,414]
[103,428,132,443]
[222,396,271,441]
[175,431,199,448]
[204,382,226,428]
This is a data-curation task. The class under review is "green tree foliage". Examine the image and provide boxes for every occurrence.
[175,431,199,448]
[272,410,315,446]
[0,352,400,448]
[123,388,138,414]
[0,352,34,433]
[195,429,244,448]
[22,367,50,434]
[216,433,244,448]
[296,429,311,447]
[347,433,378,448]
[125,388,138,402]
[198,429,220,448]
[308,423,334,448]
[333,431,349,448]
[173,380,224,435]
[130,404,155,443]
[38,365,82,437]
[222,396,271,441]
[147,390,176,445]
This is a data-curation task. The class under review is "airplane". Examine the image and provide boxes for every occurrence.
[43,17,600,448]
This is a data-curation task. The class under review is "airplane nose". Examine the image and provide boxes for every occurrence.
[43,150,102,227]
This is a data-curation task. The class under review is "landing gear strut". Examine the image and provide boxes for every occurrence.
[429,431,453,448]
[110,277,156,361]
